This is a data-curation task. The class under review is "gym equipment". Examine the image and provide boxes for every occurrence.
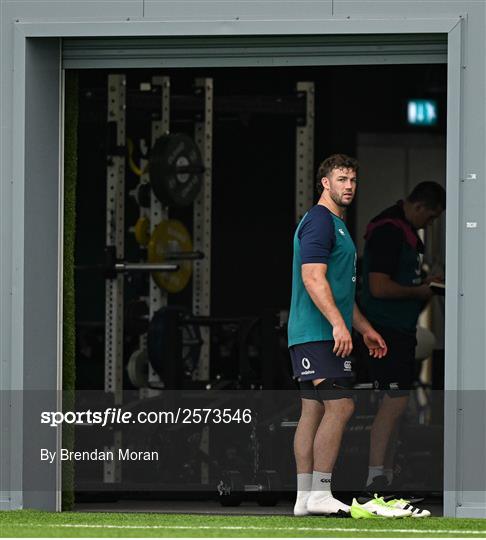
[217,470,244,506]
[127,348,148,388]
[147,306,203,387]
[254,470,282,506]
[85,74,318,494]
[125,299,149,335]
[76,246,179,279]
[148,219,203,293]
[217,470,282,507]
[150,133,204,207]
[127,137,149,177]
[134,216,150,246]
[145,307,289,388]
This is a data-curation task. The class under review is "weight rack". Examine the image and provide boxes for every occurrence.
[93,74,315,491]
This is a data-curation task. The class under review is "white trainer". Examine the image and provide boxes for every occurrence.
[386,498,431,518]
[351,495,412,518]
[306,493,350,516]
[293,492,311,516]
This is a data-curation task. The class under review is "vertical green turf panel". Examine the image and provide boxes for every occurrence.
[62,71,78,511]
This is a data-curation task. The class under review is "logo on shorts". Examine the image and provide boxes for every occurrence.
[344,360,352,371]
[389,382,399,390]
[300,358,315,376]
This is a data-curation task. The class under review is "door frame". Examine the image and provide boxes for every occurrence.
[10,16,463,513]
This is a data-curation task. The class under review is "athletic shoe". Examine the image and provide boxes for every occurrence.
[306,494,350,517]
[385,497,431,518]
[293,493,310,516]
[351,494,413,518]
[365,474,390,496]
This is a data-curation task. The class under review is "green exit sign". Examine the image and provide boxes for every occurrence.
[407,99,438,126]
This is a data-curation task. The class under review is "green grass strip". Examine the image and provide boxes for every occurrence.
[62,71,79,511]
[1,511,485,538]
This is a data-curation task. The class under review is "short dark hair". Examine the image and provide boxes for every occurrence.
[316,154,358,195]
[407,181,446,210]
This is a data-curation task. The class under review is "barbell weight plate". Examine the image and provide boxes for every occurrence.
[255,470,282,507]
[127,348,148,388]
[134,216,150,246]
[150,133,204,207]
[148,219,193,293]
[217,470,244,507]
[147,306,202,385]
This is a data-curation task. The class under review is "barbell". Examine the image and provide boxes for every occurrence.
[133,218,204,294]
[78,219,204,295]
[147,219,202,293]
[217,470,282,507]
[75,246,179,279]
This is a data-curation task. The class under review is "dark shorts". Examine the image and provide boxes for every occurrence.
[359,324,417,397]
[289,340,354,381]
[298,378,354,402]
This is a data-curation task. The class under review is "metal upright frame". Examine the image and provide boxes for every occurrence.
[193,78,213,382]
[104,73,126,483]
[192,78,214,485]
[295,82,315,223]
[142,75,171,394]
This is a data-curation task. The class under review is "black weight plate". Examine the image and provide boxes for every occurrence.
[150,133,203,207]
[147,306,184,385]
[217,470,244,507]
[147,306,202,385]
[255,470,281,507]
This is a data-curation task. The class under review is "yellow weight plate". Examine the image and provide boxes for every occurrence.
[134,216,150,246]
[148,219,193,293]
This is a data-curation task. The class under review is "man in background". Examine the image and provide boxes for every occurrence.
[359,181,445,515]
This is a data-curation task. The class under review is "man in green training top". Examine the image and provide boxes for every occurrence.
[288,154,410,519]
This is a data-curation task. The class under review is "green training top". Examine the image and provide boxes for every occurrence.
[288,205,357,347]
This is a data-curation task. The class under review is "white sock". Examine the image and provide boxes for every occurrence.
[383,468,393,485]
[296,472,312,495]
[366,465,384,486]
[294,473,313,516]
[310,471,332,499]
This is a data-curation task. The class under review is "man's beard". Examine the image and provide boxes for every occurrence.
[330,190,354,208]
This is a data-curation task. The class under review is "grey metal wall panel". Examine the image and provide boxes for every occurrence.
[62,34,447,68]
[144,0,332,19]
[0,0,13,508]
[453,3,486,512]
[0,0,142,511]
[21,37,62,511]
[4,0,143,19]
[333,0,466,17]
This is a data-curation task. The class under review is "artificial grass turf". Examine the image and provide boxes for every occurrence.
[62,70,78,511]
[1,511,486,538]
